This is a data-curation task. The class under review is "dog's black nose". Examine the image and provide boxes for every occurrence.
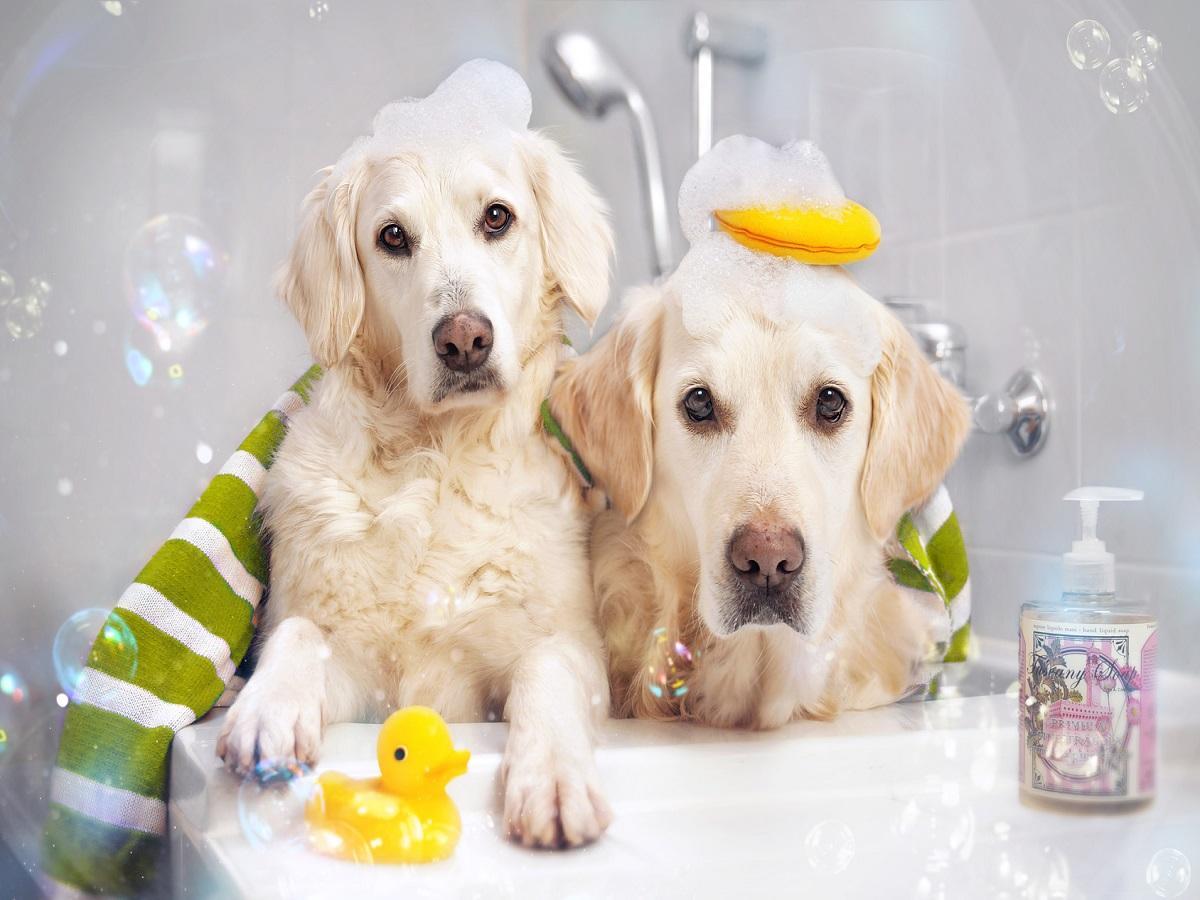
[727,520,805,592]
[432,311,493,373]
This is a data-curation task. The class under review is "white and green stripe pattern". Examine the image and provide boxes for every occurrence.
[41,366,322,897]
[889,484,972,662]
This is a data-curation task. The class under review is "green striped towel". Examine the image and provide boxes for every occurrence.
[40,366,322,897]
[890,484,972,663]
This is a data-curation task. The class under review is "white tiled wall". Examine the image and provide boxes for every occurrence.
[1,0,1198,877]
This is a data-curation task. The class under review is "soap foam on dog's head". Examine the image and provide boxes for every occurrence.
[333,59,532,178]
[677,135,846,244]
[671,136,878,374]
[669,233,881,376]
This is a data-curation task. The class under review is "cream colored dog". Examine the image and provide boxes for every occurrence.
[549,271,970,729]
[216,63,614,847]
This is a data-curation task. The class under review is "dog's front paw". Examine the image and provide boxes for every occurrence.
[502,743,611,848]
[215,680,324,775]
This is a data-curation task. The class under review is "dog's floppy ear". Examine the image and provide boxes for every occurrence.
[549,288,662,521]
[860,305,972,541]
[276,163,366,368]
[520,132,614,328]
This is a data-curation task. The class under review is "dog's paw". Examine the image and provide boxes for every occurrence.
[502,745,612,848]
[215,680,324,775]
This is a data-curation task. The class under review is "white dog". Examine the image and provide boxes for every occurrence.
[549,252,970,729]
[216,61,614,848]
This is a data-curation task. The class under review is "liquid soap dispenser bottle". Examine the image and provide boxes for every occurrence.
[1018,487,1156,808]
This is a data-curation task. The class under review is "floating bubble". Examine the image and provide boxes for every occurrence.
[805,820,855,873]
[55,693,68,709]
[124,214,224,359]
[53,340,68,357]
[5,293,44,340]
[237,763,313,849]
[195,441,213,464]
[123,320,186,389]
[100,1,123,14]
[0,664,30,761]
[1066,20,1110,71]
[307,818,373,864]
[1129,31,1162,72]
[1099,58,1149,115]
[646,628,694,701]
[1147,849,1191,898]
[0,269,13,305]
[52,608,139,699]
[308,1,330,21]
[56,478,73,497]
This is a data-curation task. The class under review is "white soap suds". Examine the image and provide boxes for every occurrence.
[670,233,881,375]
[677,135,846,243]
[670,135,879,372]
[332,59,532,179]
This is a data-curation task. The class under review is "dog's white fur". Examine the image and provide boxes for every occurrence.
[549,275,970,729]
[216,128,615,848]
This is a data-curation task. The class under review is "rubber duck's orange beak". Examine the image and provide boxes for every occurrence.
[426,748,470,782]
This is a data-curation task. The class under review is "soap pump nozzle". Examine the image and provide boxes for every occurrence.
[1062,486,1143,594]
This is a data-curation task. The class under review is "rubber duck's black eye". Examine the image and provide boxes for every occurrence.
[393,746,407,761]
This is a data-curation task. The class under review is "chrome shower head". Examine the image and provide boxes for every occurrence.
[542,31,638,118]
[542,30,674,277]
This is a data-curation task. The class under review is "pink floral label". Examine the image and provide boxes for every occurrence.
[1018,618,1157,800]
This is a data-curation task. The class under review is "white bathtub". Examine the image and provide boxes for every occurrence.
[168,638,1200,898]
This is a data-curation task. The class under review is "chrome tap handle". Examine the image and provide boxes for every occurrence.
[970,368,1050,457]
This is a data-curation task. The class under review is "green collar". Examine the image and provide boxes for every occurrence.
[540,398,594,487]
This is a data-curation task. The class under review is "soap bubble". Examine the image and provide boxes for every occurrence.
[646,627,693,701]
[124,214,223,358]
[100,1,124,14]
[5,291,45,340]
[123,321,187,389]
[1129,31,1162,72]
[1147,849,1191,898]
[237,762,313,849]
[308,1,330,21]
[0,664,30,760]
[56,477,73,497]
[1099,58,1149,115]
[0,269,14,305]
[1066,20,1110,71]
[307,817,374,864]
[53,340,68,357]
[52,608,139,699]
[805,820,855,873]
[195,441,213,464]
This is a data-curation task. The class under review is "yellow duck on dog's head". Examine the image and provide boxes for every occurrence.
[305,706,470,865]
[678,134,881,266]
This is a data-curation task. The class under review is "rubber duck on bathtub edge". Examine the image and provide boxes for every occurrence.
[305,705,470,864]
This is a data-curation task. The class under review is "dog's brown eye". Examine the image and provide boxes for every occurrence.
[815,386,847,423]
[683,387,715,423]
[378,224,409,254]
[482,203,512,236]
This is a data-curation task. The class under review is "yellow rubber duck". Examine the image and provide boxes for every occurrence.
[304,706,470,864]
[713,201,881,264]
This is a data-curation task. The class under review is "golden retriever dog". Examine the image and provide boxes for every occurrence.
[549,244,970,730]
[216,61,615,847]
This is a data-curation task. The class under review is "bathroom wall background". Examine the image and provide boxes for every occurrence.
[1,0,1197,879]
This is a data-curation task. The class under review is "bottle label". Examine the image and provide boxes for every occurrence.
[1018,617,1156,800]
